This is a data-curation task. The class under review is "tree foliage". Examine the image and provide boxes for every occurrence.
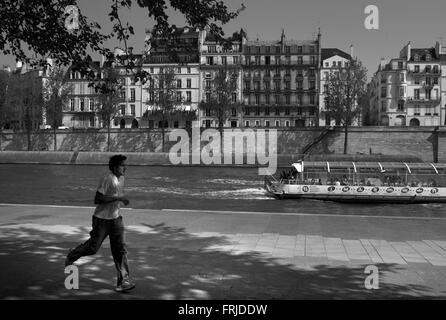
[324,59,367,153]
[42,66,72,150]
[199,68,240,131]
[94,66,124,151]
[0,0,241,88]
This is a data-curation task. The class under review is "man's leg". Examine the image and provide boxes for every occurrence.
[66,216,108,265]
[109,216,133,289]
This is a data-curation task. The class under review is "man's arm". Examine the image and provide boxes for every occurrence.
[94,191,129,206]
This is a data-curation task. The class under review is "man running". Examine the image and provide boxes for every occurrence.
[65,154,135,292]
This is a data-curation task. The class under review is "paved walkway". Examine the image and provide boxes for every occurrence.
[1,204,446,299]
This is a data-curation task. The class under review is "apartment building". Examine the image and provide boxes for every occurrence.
[242,30,321,128]
[370,42,445,126]
[198,27,246,128]
[319,47,353,126]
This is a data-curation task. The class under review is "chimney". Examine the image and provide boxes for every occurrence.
[407,41,411,61]
[350,45,354,59]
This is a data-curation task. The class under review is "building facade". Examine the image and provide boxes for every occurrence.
[198,28,246,128]
[242,30,321,128]
[319,48,353,126]
[370,42,445,126]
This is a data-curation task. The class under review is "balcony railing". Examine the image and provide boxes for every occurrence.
[407,97,440,104]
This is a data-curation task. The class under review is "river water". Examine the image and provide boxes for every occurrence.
[0,164,445,218]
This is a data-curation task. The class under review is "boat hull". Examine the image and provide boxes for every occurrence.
[264,181,446,204]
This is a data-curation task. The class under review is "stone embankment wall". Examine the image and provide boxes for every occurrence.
[0,126,445,164]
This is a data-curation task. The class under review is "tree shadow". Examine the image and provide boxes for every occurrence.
[0,223,442,300]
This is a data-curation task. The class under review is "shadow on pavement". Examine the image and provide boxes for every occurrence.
[0,222,442,300]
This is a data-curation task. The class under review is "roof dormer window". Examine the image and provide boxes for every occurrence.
[426,54,431,61]
[414,54,420,62]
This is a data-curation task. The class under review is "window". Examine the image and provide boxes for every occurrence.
[414,65,420,73]
[222,56,227,65]
[285,56,291,64]
[275,95,280,105]
[285,81,290,90]
[205,108,211,117]
[399,86,405,97]
[414,89,420,100]
[233,56,239,64]
[309,81,316,90]
[297,81,303,90]
[186,79,191,88]
[285,108,290,116]
[177,67,181,74]
[265,107,270,115]
[285,120,290,127]
[337,61,342,67]
[310,95,315,105]
[381,101,386,112]
[89,99,95,111]
[149,92,154,102]
[255,120,260,127]
[255,94,260,105]
[186,91,191,103]
[130,88,135,102]
[298,56,303,65]
[414,105,420,115]
[298,95,303,105]
[415,77,420,85]
[245,120,250,127]
[231,93,237,103]
[324,84,328,93]
[232,108,237,117]
[70,99,75,111]
[244,81,250,90]
[255,81,260,90]
[265,56,270,65]
[187,67,191,74]
[264,81,270,90]
[130,77,136,85]
[177,79,182,88]
[206,56,214,65]
[398,61,404,69]
[206,92,211,102]
[399,73,405,82]
[426,54,431,62]
[274,80,280,90]
[414,55,420,62]
[398,100,405,111]
[245,108,250,116]
[255,56,260,65]
[130,104,135,116]
[176,91,182,102]
[275,120,280,127]
[120,90,126,100]
[265,94,270,104]
[285,95,290,105]
[80,99,85,111]
[381,87,387,98]
[275,46,280,53]
[255,108,260,116]
[298,46,302,53]
[89,117,95,127]
[325,62,329,67]
[275,56,280,65]
[425,65,431,73]
[433,77,438,85]
[120,105,125,115]
[265,120,270,127]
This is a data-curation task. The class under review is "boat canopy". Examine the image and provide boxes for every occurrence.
[292,161,446,175]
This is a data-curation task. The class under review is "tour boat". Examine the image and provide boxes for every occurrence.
[264,161,446,203]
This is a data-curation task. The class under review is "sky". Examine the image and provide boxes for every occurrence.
[1,0,446,80]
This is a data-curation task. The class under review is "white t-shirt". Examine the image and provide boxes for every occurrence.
[93,173,125,220]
